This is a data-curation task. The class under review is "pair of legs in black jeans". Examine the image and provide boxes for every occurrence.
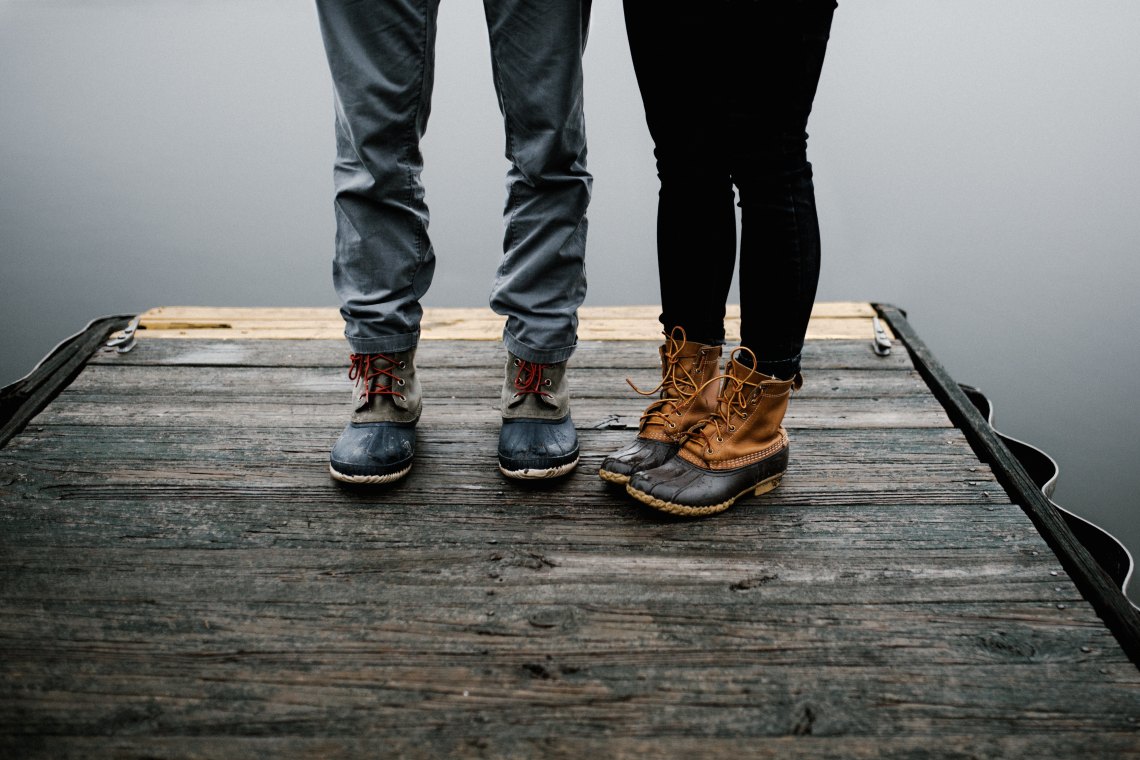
[624,0,837,380]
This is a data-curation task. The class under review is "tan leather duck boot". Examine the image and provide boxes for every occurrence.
[598,328,722,485]
[626,348,802,517]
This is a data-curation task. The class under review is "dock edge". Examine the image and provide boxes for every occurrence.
[875,303,1140,669]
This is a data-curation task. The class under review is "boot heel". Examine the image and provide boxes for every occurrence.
[754,475,782,496]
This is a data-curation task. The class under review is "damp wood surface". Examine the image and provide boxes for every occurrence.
[2,329,1139,757]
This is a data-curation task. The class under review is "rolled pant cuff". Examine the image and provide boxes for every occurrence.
[344,329,420,356]
[754,354,802,380]
[503,328,577,365]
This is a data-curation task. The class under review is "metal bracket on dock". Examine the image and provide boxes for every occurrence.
[871,315,892,356]
[104,316,140,354]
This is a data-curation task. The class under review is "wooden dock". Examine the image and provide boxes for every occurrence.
[1,303,1138,758]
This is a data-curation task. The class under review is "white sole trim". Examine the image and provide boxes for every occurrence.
[329,463,412,485]
[499,456,579,480]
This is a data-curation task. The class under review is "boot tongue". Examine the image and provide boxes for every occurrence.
[660,341,711,399]
[353,355,406,411]
[728,356,761,383]
[506,359,563,411]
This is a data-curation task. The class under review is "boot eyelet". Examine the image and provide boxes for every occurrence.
[397,379,405,386]
[706,448,713,455]
[513,359,521,367]
[729,425,736,432]
[544,379,552,386]
[398,361,406,369]
[668,422,676,428]
[741,414,748,420]
[716,436,723,442]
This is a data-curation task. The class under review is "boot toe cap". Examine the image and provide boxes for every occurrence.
[600,438,678,480]
[330,422,416,482]
[498,416,579,478]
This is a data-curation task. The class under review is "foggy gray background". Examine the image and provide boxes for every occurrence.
[2,1,1138,599]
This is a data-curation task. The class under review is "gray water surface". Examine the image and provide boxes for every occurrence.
[3,1,1138,602]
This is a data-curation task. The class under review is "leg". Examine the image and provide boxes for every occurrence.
[316,0,439,483]
[484,0,592,365]
[622,1,836,513]
[730,0,837,379]
[623,0,736,347]
[316,0,440,354]
[483,0,592,480]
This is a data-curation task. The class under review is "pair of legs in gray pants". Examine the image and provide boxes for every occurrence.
[317,0,591,483]
[316,0,592,365]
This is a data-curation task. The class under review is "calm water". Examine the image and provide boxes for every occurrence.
[2,1,1138,602]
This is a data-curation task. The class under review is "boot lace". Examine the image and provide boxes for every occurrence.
[627,327,705,432]
[348,353,407,401]
[512,358,553,399]
[683,347,762,454]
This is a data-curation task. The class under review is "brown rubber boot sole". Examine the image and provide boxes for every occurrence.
[598,468,630,486]
[625,472,783,517]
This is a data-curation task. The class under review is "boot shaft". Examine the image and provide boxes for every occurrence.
[639,333,722,443]
[349,348,421,424]
[679,355,802,469]
[501,354,571,420]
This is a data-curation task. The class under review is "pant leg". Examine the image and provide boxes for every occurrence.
[483,0,593,364]
[623,1,737,347]
[316,0,440,354]
[730,0,837,379]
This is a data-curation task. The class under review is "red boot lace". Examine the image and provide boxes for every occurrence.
[348,353,406,401]
[512,358,553,399]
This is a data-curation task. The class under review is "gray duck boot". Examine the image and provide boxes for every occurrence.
[329,349,421,484]
[498,354,579,479]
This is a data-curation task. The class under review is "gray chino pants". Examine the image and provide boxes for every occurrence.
[316,0,592,364]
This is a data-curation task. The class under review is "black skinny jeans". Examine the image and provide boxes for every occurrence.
[624,1,837,379]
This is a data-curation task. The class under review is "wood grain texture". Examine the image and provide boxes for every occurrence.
[87,338,912,370]
[124,303,893,342]
[2,337,1137,757]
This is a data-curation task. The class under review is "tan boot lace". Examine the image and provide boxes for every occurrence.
[626,328,707,433]
[682,347,768,455]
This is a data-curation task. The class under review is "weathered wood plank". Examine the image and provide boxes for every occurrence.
[4,333,1138,756]
[63,364,933,400]
[28,395,953,431]
[0,593,1127,676]
[9,735,1140,760]
[135,302,880,321]
[129,303,891,342]
[1,425,987,466]
[130,317,884,342]
[88,339,912,371]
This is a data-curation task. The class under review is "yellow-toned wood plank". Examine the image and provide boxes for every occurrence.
[132,303,892,341]
[137,301,874,324]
